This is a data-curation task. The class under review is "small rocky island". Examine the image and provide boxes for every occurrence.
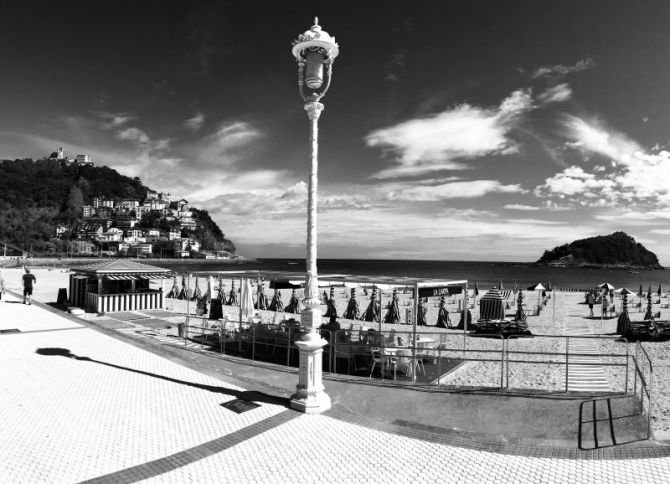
[537,232,664,270]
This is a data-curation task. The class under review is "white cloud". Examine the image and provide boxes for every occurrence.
[95,111,137,129]
[650,229,670,235]
[561,114,641,164]
[387,179,524,201]
[366,89,533,179]
[184,112,205,131]
[504,204,540,211]
[535,165,616,198]
[116,127,151,144]
[538,83,572,104]
[532,58,595,80]
[541,115,670,205]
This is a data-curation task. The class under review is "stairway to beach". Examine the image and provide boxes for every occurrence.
[563,313,612,392]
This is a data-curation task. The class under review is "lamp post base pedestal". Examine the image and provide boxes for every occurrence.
[290,329,331,414]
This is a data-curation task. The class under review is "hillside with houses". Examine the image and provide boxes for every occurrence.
[0,152,236,259]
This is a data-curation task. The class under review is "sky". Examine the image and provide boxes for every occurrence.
[2,1,670,264]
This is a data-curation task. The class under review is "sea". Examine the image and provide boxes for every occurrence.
[154,258,667,292]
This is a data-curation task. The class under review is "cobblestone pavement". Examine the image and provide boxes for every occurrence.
[2,294,670,483]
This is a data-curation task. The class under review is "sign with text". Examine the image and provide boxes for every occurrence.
[418,286,464,298]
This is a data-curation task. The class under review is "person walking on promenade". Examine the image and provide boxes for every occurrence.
[22,267,36,305]
[586,291,595,317]
[602,293,609,318]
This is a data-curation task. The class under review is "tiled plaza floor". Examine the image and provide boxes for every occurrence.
[2,294,670,483]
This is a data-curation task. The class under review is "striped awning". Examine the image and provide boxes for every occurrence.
[481,288,505,300]
[500,290,512,299]
[109,273,169,280]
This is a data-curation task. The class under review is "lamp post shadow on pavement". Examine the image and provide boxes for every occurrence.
[289,18,340,414]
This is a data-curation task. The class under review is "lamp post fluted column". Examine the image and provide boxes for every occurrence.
[304,101,323,308]
[289,19,338,414]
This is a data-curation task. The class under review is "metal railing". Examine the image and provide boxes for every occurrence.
[633,341,654,438]
[149,318,646,398]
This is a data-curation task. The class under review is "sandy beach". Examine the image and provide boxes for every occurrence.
[2,266,668,439]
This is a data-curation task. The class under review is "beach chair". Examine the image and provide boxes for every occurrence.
[369,348,389,379]
[334,343,357,374]
[389,349,415,381]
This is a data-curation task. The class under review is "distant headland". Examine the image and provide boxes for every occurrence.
[536,232,664,270]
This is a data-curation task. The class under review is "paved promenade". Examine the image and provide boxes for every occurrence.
[2,294,670,483]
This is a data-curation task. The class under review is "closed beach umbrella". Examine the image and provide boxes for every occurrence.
[285,288,302,314]
[644,286,654,320]
[417,298,427,326]
[191,277,202,301]
[217,276,226,302]
[435,295,450,328]
[658,283,663,298]
[474,283,479,298]
[513,281,518,294]
[206,276,214,303]
[269,288,284,312]
[514,290,527,324]
[343,288,360,320]
[499,280,504,290]
[383,288,401,325]
[177,275,188,300]
[617,288,633,334]
[227,279,239,306]
[547,281,553,292]
[528,283,546,311]
[241,278,255,317]
[255,281,268,310]
[324,287,338,318]
[361,287,380,322]
[166,276,180,298]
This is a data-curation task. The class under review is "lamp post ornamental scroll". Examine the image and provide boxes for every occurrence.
[289,18,339,414]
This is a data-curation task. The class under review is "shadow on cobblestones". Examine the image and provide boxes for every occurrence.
[35,347,289,408]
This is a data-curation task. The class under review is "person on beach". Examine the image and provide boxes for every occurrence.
[22,268,36,305]
[602,294,609,317]
[586,291,595,316]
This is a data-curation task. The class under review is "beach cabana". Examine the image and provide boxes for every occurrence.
[479,288,506,321]
[69,260,172,313]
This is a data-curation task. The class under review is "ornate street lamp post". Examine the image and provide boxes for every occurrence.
[289,18,339,413]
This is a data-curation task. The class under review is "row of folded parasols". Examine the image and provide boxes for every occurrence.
[165,276,533,329]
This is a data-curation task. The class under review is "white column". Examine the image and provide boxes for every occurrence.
[291,101,331,414]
